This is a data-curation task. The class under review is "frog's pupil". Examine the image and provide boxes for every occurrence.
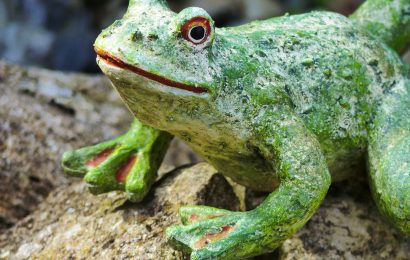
[190,26,206,41]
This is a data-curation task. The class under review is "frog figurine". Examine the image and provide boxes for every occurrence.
[62,0,410,258]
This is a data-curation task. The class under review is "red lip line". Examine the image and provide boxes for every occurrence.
[95,47,208,94]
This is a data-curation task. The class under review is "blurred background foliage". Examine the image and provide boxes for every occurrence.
[0,0,365,73]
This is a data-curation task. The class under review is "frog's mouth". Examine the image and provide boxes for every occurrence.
[95,47,208,94]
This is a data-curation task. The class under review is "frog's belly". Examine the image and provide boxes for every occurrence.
[175,133,279,192]
[177,129,367,191]
[200,138,368,189]
[193,143,365,190]
[170,109,368,191]
[202,148,279,192]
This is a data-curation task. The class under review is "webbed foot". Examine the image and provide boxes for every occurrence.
[167,205,265,259]
[62,119,172,202]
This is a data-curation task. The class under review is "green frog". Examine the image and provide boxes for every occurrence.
[62,0,410,258]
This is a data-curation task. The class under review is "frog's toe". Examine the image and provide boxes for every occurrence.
[167,217,237,254]
[62,150,85,177]
[62,120,172,202]
[179,205,233,225]
[167,211,252,259]
[83,147,157,203]
[62,138,119,178]
[62,136,153,201]
[83,148,139,195]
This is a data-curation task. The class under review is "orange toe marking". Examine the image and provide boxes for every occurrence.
[86,148,115,167]
[194,225,234,249]
[116,155,138,183]
[190,214,199,222]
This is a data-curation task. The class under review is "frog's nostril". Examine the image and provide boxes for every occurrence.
[132,30,143,42]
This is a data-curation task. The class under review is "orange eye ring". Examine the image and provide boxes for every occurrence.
[181,17,212,45]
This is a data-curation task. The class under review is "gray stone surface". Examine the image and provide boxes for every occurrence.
[0,61,130,231]
[0,61,199,231]
[0,163,240,259]
[279,181,410,259]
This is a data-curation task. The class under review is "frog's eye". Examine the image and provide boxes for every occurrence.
[181,17,212,45]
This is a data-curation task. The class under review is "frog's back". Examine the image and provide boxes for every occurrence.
[226,11,409,180]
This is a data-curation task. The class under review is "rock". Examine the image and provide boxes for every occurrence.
[0,61,131,231]
[0,163,240,259]
[0,61,199,231]
[279,180,410,259]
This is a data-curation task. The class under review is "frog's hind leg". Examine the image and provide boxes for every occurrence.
[62,119,173,202]
[368,79,410,234]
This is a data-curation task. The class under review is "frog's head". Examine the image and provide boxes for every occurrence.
[95,0,261,132]
[94,0,220,96]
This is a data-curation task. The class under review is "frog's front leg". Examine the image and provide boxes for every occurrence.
[167,109,331,259]
[62,118,173,202]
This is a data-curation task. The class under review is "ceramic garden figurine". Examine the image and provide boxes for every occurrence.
[62,0,410,258]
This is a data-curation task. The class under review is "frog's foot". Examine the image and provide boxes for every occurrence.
[62,120,172,202]
[167,206,265,259]
[62,135,143,198]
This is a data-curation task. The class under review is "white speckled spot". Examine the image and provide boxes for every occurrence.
[64,223,82,239]
[15,243,42,259]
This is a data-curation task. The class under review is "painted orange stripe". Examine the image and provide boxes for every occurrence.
[116,155,138,183]
[194,225,234,249]
[86,148,115,167]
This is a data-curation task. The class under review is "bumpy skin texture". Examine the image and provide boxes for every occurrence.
[62,0,410,258]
